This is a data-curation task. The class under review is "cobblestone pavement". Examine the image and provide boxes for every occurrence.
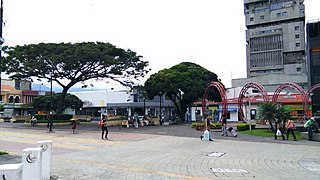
[1,122,320,180]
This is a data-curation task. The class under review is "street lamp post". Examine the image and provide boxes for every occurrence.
[0,0,3,102]
[143,98,146,115]
[159,92,162,125]
[48,70,53,132]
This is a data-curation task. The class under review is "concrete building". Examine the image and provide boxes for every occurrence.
[70,89,174,120]
[307,19,320,116]
[233,0,308,92]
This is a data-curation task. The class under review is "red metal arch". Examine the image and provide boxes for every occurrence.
[238,82,269,121]
[202,81,227,121]
[306,83,320,116]
[272,83,307,119]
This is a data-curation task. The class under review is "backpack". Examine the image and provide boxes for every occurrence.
[99,120,103,128]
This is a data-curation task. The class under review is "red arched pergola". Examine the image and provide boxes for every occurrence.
[238,82,269,121]
[202,81,227,121]
[272,82,307,119]
[306,83,320,116]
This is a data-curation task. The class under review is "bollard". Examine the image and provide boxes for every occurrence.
[37,140,52,180]
[0,163,23,180]
[22,147,42,180]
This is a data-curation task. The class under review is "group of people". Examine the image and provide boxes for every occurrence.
[274,118,297,141]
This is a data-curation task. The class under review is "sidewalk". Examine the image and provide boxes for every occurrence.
[1,122,320,179]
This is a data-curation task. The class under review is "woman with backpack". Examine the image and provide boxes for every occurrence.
[286,119,297,141]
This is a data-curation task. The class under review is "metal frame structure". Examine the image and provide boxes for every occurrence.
[306,83,320,116]
[272,82,307,119]
[202,81,226,121]
[237,82,269,121]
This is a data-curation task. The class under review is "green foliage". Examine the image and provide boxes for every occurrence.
[257,102,292,131]
[210,123,221,129]
[257,102,278,130]
[2,42,149,114]
[191,122,221,129]
[0,151,8,156]
[239,129,302,140]
[236,123,256,131]
[32,93,83,112]
[144,62,221,121]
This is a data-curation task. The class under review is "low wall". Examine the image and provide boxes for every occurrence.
[300,132,320,141]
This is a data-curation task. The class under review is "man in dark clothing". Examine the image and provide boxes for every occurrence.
[101,115,108,140]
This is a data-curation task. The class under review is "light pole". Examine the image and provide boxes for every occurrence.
[143,98,146,115]
[48,71,53,132]
[0,0,3,102]
[159,92,162,125]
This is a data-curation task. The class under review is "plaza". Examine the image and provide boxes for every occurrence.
[0,122,320,180]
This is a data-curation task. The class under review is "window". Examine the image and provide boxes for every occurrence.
[295,26,299,30]
[296,43,300,47]
[297,67,302,72]
[250,17,254,21]
[277,13,281,17]
[282,12,287,16]
[260,15,264,20]
[295,34,300,39]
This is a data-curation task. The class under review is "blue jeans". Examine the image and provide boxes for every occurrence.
[308,126,313,141]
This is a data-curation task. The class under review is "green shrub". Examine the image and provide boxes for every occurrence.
[210,123,221,129]
[236,123,256,131]
[191,122,197,128]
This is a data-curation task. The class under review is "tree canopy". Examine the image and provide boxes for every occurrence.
[32,93,83,113]
[2,42,149,114]
[144,62,221,121]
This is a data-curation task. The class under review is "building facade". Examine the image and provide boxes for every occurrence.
[234,0,308,91]
[307,19,320,116]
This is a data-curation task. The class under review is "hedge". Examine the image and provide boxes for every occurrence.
[236,123,256,131]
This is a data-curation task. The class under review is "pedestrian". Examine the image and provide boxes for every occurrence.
[133,112,139,129]
[221,115,228,136]
[286,119,297,141]
[201,115,213,141]
[100,115,108,140]
[304,117,315,141]
[274,118,285,140]
[71,118,77,134]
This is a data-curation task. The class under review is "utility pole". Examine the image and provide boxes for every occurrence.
[0,0,3,102]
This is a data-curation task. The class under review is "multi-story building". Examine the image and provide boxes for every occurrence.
[307,19,320,116]
[233,0,308,91]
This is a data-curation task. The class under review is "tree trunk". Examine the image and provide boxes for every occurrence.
[268,119,275,132]
[56,87,69,114]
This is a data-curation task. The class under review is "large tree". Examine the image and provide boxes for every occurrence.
[32,93,83,113]
[144,62,221,121]
[2,42,149,114]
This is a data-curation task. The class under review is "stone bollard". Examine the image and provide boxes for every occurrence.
[37,140,52,180]
[0,163,23,180]
[22,147,42,180]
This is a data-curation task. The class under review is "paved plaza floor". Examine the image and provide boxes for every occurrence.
[1,122,320,180]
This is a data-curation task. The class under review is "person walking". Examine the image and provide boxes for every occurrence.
[100,115,108,140]
[71,119,77,134]
[286,119,297,141]
[201,115,213,141]
[274,118,285,140]
[133,112,139,129]
[221,115,228,136]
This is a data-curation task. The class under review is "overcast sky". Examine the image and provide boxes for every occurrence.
[3,0,320,89]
